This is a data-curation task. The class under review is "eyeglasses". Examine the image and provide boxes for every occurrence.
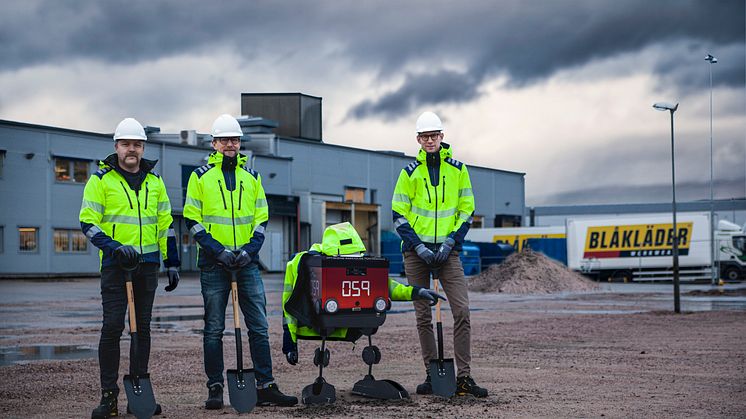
[417,132,442,142]
[216,138,240,145]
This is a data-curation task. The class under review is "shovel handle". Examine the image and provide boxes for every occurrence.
[125,272,137,334]
[231,281,240,330]
[229,270,244,372]
[433,278,441,323]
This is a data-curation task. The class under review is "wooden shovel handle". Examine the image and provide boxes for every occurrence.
[231,278,241,330]
[126,279,137,333]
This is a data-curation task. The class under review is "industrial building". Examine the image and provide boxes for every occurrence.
[0,93,526,277]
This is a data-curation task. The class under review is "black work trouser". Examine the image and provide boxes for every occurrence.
[98,263,158,392]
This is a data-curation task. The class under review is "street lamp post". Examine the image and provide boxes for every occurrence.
[705,54,718,285]
[653,102,681,313]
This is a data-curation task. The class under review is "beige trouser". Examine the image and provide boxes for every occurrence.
[404,250,471,377]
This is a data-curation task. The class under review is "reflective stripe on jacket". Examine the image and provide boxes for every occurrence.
[183,152,269,268]
[79,155,178,269]
[391,143,475,251]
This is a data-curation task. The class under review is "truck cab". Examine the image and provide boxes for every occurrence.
[717,220,746,281]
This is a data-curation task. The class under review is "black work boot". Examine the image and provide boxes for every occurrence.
[257,383,298,406]
[205,383,224,410]
[91,390,118,419]
[416,372,432,395]
[127,403,162,415]
[456,375,488,398]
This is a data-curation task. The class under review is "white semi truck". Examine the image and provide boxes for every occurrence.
[466,213,746,282]
[566,213,745,282]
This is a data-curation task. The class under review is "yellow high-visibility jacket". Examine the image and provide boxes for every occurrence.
[183,152,269,268]
[392,143,475,251]
[79,154,179,269]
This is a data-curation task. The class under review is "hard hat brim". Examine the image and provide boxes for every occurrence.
[212,132,244,139]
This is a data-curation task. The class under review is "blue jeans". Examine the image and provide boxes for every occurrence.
[200,264,274,388]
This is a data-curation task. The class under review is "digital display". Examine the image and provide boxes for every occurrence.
[341,280,370,297]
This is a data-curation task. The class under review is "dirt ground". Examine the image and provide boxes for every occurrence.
[1,276,745,418]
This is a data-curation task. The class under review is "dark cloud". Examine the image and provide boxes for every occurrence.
[0,0,743,118]
[349,70,479,119]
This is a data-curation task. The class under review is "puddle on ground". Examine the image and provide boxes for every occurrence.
[0,344,97,366]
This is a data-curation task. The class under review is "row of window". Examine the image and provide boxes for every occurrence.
[4,226,88,253]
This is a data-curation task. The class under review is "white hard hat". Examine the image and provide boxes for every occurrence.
[113,118,147,141]
[211,114,243,138]
[415,111,443,134]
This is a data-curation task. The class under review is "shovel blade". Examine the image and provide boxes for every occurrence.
[227,369,256,413]
[301,378,336,405]
[428,358,456,398]
[123,374,157,419]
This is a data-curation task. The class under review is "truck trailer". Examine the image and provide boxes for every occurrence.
[467,213,746,282]
[566,214,746,282]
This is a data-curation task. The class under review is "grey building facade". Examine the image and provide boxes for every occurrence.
[0,110,524,277]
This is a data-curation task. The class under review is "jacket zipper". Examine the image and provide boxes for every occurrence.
[422,178,432,203]
[434,178,438,245]
[135,190,143,254]
[442,176,446,203]
[112,224,116,239]
[230,186,237,250]
[238,181,244,211]
[144,182,149,209]
[119,181,133,209]
[217,180,228,209]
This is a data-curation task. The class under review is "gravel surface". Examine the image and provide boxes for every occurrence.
[1,277,745,418]
[469,249,600,294]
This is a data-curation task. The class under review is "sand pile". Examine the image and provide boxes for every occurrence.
[468,249,600,294]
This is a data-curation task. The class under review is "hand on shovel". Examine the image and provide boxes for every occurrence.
[415,287,447,307]
[215,249,237,268]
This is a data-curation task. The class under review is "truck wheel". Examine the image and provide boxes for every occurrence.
[722,266,742,282]
[612,270,633,283]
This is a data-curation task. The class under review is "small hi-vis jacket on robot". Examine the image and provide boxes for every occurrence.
[282,222,416,404]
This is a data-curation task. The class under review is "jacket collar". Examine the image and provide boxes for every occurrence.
[208,151,249,168]
[416,142,452,163]
[100,153,157,174]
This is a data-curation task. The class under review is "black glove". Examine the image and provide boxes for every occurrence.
[164,267,180,292]
[114,245,139,267]
[415,243,435,265]
[433,238,455,266]
[215,249,236,268]
[282,325,298,365]
[414,286,447,306]
[286,351,298,365]
[234,249,252,268]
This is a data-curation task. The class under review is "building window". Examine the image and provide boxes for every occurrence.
[54,229,88,253]
[55,158,89,183]
[19,227,39,252]
[472,215,484,229]
[344,187,365,203]
[0,226,4,253]
[0,150,5,178]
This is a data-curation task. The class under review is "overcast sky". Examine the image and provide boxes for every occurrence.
[1,0,744,205]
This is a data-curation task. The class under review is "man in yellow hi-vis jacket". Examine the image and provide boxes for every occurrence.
[184,114,296,409]
[80,117,180,419]
[391,111,487,398]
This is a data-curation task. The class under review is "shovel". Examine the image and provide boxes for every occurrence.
[122,260,158,419]
[428,271,456,398]
[226,268,257,413]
